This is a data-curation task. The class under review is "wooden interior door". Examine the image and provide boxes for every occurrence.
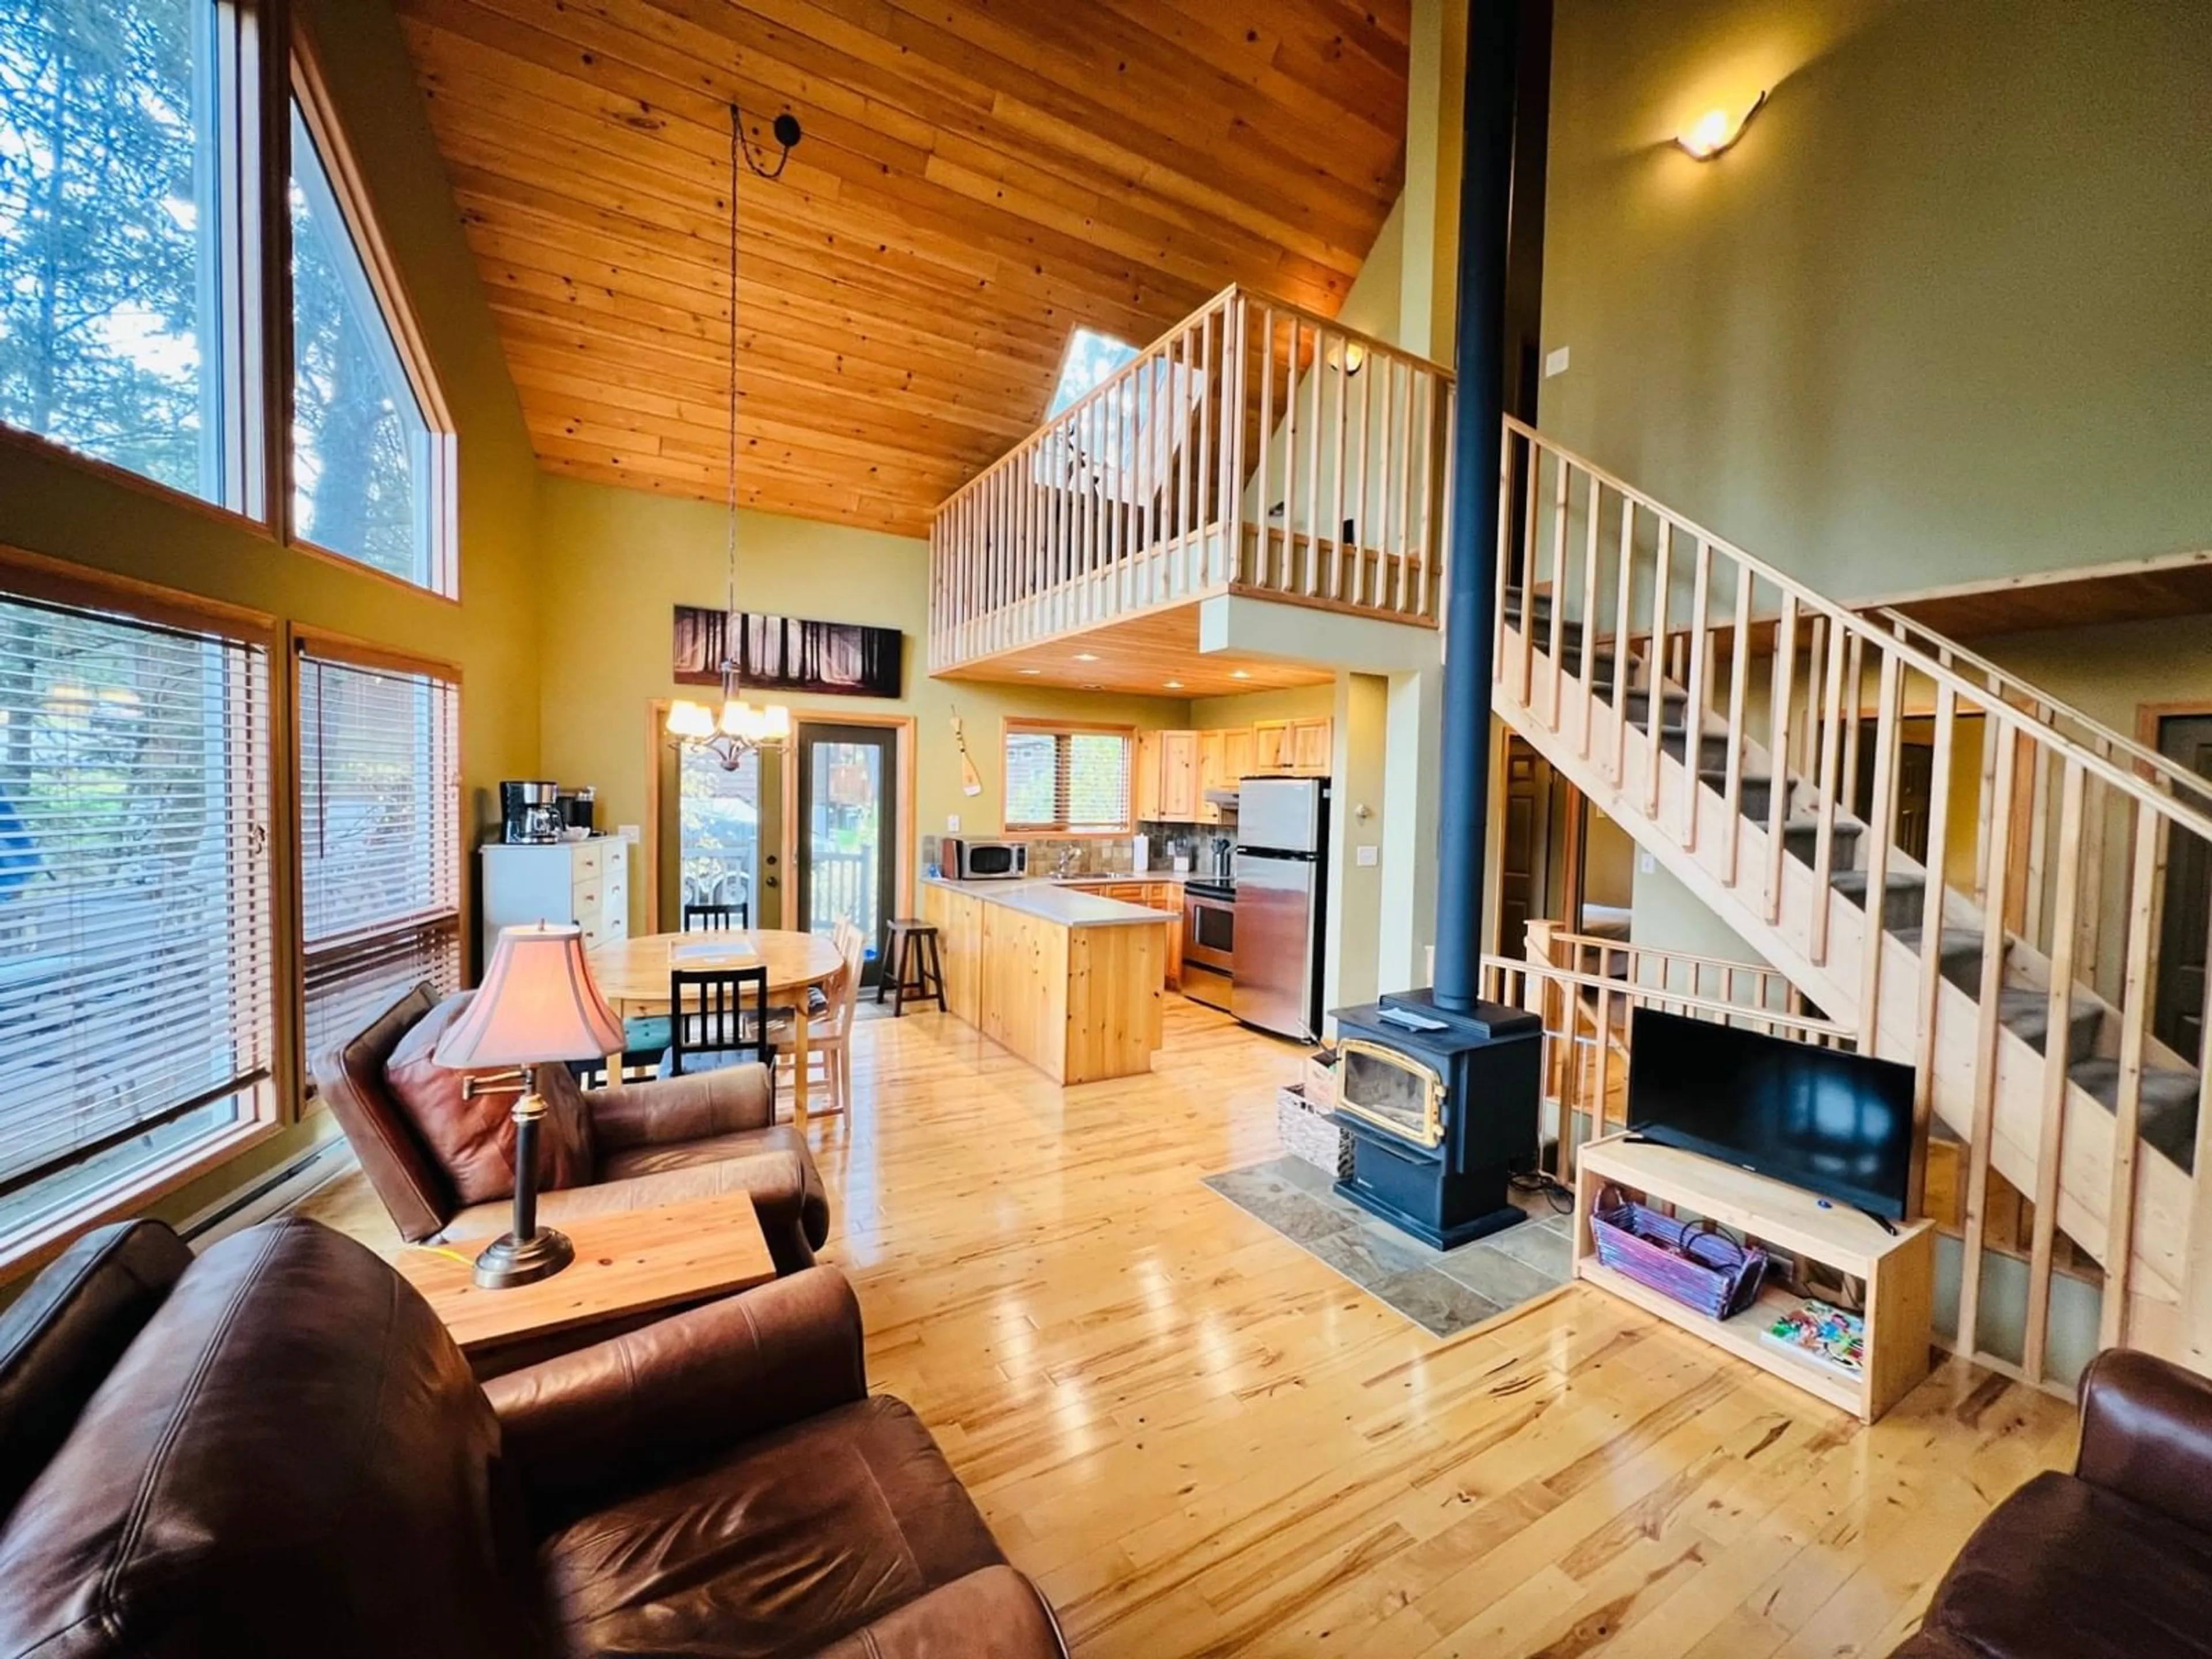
[1498,737,1552,957]
[2154,714,2212,1063]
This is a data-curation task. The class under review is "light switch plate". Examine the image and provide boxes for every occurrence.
[1639,851,1656,874]
[1545,346,1571,377]
[618,823,641,843]
[1355,844,1378,867]
[947,813,961,832]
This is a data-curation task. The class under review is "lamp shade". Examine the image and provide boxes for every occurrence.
[434,922,624,1069]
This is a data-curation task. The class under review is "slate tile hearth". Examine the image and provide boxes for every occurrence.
[1202,1156,1574,1338]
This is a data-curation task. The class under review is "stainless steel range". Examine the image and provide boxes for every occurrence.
[1181,880,1234,1012]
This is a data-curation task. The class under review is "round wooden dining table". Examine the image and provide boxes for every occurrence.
[586,930,845,1128]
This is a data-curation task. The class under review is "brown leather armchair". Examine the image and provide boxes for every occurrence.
[315,984,830,1273]
[1894,1347,2212,1658]
[0,1217,1068,1659]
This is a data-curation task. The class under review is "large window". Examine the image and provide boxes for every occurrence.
[0,581,274,1256]
[289,77,450,593]
[1003,719,1133,835]
[0,0,254,506]
[297,645,458,1063]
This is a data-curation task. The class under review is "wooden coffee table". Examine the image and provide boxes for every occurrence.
[396,1194,777,1367]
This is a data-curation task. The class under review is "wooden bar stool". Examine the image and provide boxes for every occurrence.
[877,919,947,1016]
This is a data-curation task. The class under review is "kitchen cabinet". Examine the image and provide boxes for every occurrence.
[1252,717,1334,777]
[921,881,983,1024]
[482,839,628,950]
[1225,725,1255,785]
[1101,882,1184,987]
[1134,729,1162,822]
[1158,729,1200,820]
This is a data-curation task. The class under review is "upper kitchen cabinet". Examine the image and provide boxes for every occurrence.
[1253,718,1333,777]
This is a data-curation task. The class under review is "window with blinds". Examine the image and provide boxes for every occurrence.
[297,649,460,1063]
[0,590,274,1248]
[1003,721,1134,834]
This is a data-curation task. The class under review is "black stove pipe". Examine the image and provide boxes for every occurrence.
[1430,0,1527,1014]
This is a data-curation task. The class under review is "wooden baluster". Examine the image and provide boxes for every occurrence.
[1578,474,1602,757]
[1253,307,1275,590]
[1645,520,1672,817]
[2021,741,2052,947]
[1679,540,1713,848]
[1280,321,1300,593]
[1196,307,1215,592]
[1492,424,1513,685]
[1304,323,1323,599]
[1548,458,1570,728]
[2183,859,2212,1373]
[2074,757,2107,993]
[1399,364,1419,615]
[1350,336,1372,608]
[1956,729,2018,1362]
[1518,435,1541,706]
[1908,685,1957,1217]
[1840,632,1865,814]
[1612,499,1636,786]
[1383,358,1403,615]
[1764,594,1799,923]
[2101,806,2163,1352]
[1325,332,1346,601]
[1218,295,1244,587]
[1800,615,1826,781]
[1970,704,1999,908]
[1722,560,1753,884]
[2022,760,2086,1385]
[1855,652,1903,1051]
[1809,622,1848,965]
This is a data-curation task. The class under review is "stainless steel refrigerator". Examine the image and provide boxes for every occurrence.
[1232,776,1330,1042]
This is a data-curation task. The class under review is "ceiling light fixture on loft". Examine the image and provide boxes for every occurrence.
[666,101,804,770]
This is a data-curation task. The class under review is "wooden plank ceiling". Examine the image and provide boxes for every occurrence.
[395,0,1412,539]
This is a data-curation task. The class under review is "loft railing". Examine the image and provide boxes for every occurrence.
[927,286,1451,672]
[1493,415,2212,1390]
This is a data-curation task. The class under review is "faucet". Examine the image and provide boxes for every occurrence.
[1056,845,1080,878]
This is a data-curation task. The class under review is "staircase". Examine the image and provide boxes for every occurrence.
[1490,418,2212,1385]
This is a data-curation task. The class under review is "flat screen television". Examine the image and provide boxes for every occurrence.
[1626,1007,1916,1219]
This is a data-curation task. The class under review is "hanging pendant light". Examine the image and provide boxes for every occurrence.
[668,103,803,771]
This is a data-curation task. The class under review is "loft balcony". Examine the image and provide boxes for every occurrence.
[927,287,1453,688]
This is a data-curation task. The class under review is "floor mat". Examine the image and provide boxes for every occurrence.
[1203,1156,1574,1338]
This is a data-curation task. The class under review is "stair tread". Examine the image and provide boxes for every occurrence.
[2070,1058,2201,1172]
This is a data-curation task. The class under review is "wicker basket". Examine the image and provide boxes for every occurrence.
[1277,1086,1353,1180]
[1590,1184,1768,1320]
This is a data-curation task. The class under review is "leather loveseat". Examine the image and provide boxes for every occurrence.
[1893,1347,2212,1658]
[0,1217,1067,1658]
[315,983,829,1274]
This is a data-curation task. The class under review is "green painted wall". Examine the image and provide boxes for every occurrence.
[0,0,546,1240]
[1541,0,2212,603]
[533,475,1195,926]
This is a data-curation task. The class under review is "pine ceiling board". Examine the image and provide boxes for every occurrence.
[397,0,1408,534]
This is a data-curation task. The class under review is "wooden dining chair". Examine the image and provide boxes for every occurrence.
[661,965,774,1099]
[773,920,866,1117]
[683,900,749,931]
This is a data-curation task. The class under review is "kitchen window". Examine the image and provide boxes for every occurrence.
[296,639,460,1065]
[1003,719,1132,835]
[0,567,276,1266]
[0,0,264,513]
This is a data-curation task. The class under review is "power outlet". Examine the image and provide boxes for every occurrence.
[946,813,961,834]
[1546,345,1571,377]
[1639,851,1656,874]
[618,823,641,844]
[1355,844,1378,867]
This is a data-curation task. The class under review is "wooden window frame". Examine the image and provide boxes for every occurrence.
[0,544,285,1283]
[283,31,460,601]
[1001,717,1138,836]
[289,626,464,1088]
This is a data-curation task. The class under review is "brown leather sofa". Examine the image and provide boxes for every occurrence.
[1893,1347,2212,1658]
[316,983,829,1274]
[0,1217,1067,1659]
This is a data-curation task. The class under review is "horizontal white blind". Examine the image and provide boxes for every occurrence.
[1003,723,1132,833]
[298,651,459,1062]
[0,592,274,1230]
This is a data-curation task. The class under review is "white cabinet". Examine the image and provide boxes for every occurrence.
[481,839,629,950]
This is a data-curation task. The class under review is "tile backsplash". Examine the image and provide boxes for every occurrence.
[924,820,1233,877]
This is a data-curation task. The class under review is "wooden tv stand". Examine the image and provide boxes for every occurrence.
[1571,1134,1935,1422]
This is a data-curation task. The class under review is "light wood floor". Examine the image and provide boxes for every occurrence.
[297,998,2077,1658]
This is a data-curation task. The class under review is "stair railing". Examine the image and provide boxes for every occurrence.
[1494,415,2212,1387]
[928,286,1451,673]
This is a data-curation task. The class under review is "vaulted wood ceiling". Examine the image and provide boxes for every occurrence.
[395,0,1411,539]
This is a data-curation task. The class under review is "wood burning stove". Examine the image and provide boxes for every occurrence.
[1328,992,1542,1249]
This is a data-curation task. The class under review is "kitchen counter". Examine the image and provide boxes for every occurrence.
[920,878,1175,1085]
[920,875,1176,927]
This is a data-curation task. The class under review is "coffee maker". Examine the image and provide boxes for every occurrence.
[500,780,562,844]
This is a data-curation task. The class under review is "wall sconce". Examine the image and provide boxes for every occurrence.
[1325,340,1367,376]
[1676,89,1767,160]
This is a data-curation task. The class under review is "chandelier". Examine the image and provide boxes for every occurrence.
[667,101,802,770]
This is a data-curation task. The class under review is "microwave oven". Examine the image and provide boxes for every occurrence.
[943,839,1029,880]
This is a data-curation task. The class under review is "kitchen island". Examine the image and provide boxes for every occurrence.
[920,877,1174,1084]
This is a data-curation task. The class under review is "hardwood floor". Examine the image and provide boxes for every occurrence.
[296,998,2077,1657]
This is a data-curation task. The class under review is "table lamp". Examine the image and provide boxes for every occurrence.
[433,922,623,1289]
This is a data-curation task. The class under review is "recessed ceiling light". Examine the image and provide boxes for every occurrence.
[1018,668,1043,676]
[1230,669,1252,680]
[1165,680,1184,690]
[1080,683,1104,691]
[1073,652,1100,662]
